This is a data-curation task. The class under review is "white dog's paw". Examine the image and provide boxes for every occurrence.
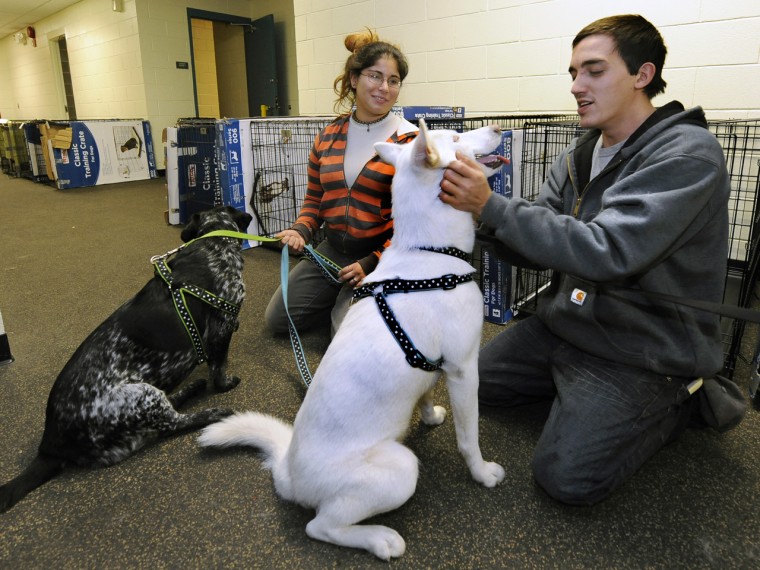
[471,461,506,488]
[367,527,406,560]
[420,405,447,426]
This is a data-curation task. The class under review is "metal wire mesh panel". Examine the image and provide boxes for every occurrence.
[248,117,333,238]
[22,121,50,182]
[511,121,583,313]
[0,123,12,175]
[0,121,33,178]
[714,120,760,266]
[422,115,578,289]
[710,119,760,375]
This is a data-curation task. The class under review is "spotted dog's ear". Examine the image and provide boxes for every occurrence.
[223,206,253,232]
[180,212,202,242]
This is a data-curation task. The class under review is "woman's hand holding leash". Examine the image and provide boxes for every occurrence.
[276,229,306,253]
[276,229,362,286]
[338,262,366,287]
[439,151,494,217]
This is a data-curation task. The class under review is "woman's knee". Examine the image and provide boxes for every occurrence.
[264,296,289,334]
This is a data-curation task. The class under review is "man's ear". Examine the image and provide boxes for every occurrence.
[635,62,656,90]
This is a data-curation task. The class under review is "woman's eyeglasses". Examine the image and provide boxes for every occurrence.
[360,71,402,90]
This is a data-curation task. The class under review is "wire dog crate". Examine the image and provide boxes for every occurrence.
[248,117,334,240]
[0,121,32,178]
[22,121,50,182]
[247,113,577,247]
[509,121,585,315]
[511,118,760,378]
[712,119,760,375]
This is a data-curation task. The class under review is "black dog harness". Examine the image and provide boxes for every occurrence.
[153,258,241,364]
[352,247,474,372]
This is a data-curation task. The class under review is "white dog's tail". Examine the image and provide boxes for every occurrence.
[198,412,292,474]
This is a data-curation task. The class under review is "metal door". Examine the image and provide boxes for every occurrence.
[244,14,279,116]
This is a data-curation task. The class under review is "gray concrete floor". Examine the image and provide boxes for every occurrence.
[0,176,758,569]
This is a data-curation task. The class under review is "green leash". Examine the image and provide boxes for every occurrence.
[152,229,342,388]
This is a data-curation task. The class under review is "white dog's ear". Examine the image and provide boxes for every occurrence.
[375,119,441,168]
[374,141,405,166]
[411,118,440,168]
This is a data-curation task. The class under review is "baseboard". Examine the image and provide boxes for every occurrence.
[0,333,13,365]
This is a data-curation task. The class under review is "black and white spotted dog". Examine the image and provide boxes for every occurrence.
[0,205,252,512]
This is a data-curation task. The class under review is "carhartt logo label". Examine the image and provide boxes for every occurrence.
[571,288,587,306]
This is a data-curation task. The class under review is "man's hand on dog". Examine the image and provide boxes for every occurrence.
[439,151,493,217]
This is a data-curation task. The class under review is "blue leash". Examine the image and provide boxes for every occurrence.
[282,244,344,388]
[302,244,343,285]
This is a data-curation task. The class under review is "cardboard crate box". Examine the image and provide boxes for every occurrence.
[482,129,523,324]
[41,120,157,189]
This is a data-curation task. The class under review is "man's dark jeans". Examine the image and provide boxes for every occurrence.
[479,315,693,505]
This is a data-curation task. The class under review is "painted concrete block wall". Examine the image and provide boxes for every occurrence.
[0,0,757,172]
[135,0,251,167]
[0,0,148,121]
[294,0,760,119]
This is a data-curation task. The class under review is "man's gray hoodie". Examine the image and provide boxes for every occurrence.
[479,102,730,378]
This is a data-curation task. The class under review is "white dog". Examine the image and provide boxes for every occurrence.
[199,120,507,560]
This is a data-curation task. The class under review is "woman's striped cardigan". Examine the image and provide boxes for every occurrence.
[292,114,417,269]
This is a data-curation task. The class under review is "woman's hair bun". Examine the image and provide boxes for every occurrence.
[344,28,380,53]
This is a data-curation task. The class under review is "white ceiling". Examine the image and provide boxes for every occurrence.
[0,0,83,41]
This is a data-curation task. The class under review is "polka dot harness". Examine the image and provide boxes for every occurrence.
[352,247,474,372]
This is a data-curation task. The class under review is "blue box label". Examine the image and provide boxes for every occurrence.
[401,106,465,120]
[482,129,519,324]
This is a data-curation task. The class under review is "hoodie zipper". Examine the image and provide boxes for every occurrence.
[566,154,584,217]
[567,152,624,217]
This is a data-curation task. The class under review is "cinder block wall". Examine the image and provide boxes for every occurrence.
[294,0,760,119]
[0,0,757,171]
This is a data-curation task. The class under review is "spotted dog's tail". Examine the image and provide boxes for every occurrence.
[198,412,294,498]
[0,453,65,513]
